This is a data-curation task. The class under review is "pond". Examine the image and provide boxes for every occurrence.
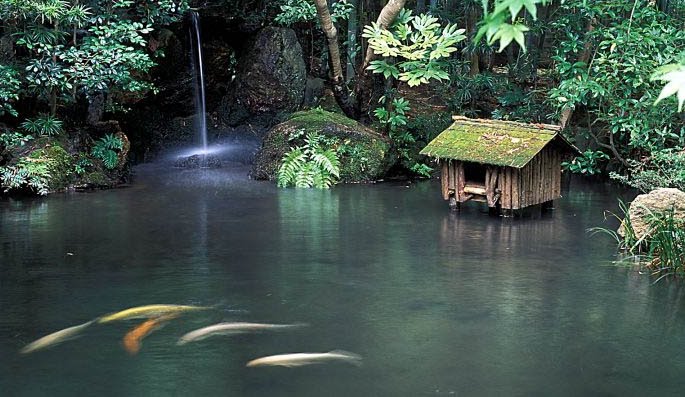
[2,162,685,396]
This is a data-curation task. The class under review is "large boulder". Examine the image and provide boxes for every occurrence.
[219,27,306,126]
[620,188,685,239]
[251,109,392,183]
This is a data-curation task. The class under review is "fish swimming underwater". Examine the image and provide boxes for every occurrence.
[98,304,211,323]
[123,314,177,355]
[20,320,94,354]
[246,350,362,368]
[177,322,307,345]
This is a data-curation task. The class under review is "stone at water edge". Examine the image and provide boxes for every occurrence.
[174,154,222,168]
[619,188,685,240]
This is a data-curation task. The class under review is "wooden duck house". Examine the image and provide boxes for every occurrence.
[420,116,579,214]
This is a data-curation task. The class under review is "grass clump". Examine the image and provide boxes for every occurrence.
[592,200,685,283]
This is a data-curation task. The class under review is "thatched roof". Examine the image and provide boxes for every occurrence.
[420,116,578,168]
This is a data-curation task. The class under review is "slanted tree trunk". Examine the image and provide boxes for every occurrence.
[559,18,596,129]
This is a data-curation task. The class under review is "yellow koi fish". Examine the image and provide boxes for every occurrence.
[20,320,94,354]
[97,304,211,323]
[246,350,362,368]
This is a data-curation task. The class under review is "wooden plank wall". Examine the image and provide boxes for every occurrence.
[518,147,562,208]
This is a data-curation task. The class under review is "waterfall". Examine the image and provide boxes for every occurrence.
[189,11,208,154]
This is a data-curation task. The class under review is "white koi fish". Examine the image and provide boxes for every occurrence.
[177,322,307,345]
[246,350,362,368]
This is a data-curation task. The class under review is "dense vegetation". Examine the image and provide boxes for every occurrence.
[0,0,187,194]
[2,0,685,194]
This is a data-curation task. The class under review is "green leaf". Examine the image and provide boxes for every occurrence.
[652,66,685,111]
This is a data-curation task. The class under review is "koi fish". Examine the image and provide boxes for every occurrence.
[20,320,94,354]
[246,350,362,368]
[122,314,177,355]
[98,304,211,323]
[177,322,307,345]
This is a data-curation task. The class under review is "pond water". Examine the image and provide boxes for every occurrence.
[2,161,685,396]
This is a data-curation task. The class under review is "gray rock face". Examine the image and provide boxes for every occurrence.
[620,188,685,239]
[219,27,306,126]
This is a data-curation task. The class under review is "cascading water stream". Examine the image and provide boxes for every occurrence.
[189,11,208,156]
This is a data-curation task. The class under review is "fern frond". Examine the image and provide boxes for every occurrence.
[295,162,315,188]
[277,147,306,187]
[311,147,341,178]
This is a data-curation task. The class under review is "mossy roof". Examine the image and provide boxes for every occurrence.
[420,116,577,168]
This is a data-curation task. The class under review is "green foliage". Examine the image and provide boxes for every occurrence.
[0,131,33,151]
[0,65,21,117]
[362,10,462,177]
[275,0,353,26]
[0,144,72,194]
[549,1,685,179]
[652,63,685,111]
[74,154,93,175]
[610,149,685,192]
[277,130,341,189]
[91,134,123,169]
[476,0,549,52]
[562,149,609,175]
[363,10,465,87]
[1,0,188,118]
[0,163,51,195]
[20,115,63,136]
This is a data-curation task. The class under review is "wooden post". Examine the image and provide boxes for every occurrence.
[441,160,449,200]
[511,168,520,210]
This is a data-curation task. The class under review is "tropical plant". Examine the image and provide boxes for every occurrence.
[20,115,63,137]
[562,149,609,175]
[91,134,124,169]
[363,10,465,87]
[277,130,341,188]
[0,65,21,117]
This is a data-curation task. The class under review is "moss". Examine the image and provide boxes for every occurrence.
[420,117,570,168]
[82,171,108,186]
[28,144,74,190]
[288,108,361,130]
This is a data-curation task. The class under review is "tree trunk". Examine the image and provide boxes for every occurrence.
[466,3,480,77]
[346,0,358,83]
[559,18,596,129]
[417,0,426,13]
[313,0,356,117]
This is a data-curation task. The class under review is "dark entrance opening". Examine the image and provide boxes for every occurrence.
[464,162,486,185]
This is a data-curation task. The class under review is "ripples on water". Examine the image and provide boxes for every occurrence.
[2,164,685,396]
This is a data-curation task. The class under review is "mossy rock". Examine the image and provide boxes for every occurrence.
[251,108,392,183]
[27,144,74,190]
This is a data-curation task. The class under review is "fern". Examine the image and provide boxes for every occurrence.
[277,147,307,187]
[92,134,123,169]
[0,162,51,195]
[276,132,341,189]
